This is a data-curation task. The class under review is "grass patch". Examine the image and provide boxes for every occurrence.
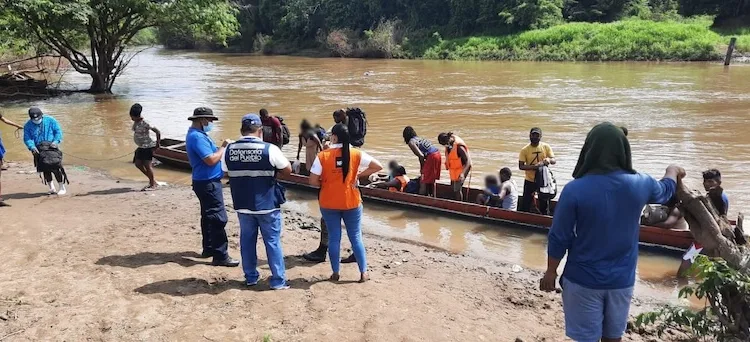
[423,19,750,61]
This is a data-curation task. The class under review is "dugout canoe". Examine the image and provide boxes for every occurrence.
[154,138,696,251]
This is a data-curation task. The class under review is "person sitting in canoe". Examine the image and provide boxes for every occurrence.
[438,132,471,201]
[371,165,409,192]
[295,119,324,175]
[403,126,441,197]
[476,175,501,206]
[476,167,519,210]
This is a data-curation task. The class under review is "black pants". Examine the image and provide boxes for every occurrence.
[520,180,551,215]
[192,179,229,261]
[33,153,65,185]
[319,218,328,248]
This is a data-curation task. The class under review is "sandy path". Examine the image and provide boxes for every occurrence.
[0,163,660,341]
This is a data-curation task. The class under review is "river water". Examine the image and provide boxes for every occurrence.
[3,48,750,304]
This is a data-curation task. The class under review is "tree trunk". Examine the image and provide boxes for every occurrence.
[88,69,113,94]
[677,181,750,273]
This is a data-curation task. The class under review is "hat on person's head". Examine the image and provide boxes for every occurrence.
[28,107,43,119]
[241,113,262,127]
[530,127,542,135]
[188,107,218,121]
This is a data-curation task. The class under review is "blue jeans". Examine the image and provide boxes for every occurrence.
[562,277,634,342]
[238,211,286,288]
[191,179,229,262]
[320,206,367,274]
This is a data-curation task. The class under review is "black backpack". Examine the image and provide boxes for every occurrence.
[277,116,291,146]
[38,142,63,168]
[345,108,367,147]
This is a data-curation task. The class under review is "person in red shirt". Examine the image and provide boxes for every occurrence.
[259,108,283,148]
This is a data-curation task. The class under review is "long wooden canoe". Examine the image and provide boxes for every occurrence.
[154,138,695,251]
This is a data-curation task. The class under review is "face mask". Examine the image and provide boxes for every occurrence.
[32,118,42,125]
[203,122,214,132]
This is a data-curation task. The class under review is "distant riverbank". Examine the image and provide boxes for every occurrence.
[254,19,750,62]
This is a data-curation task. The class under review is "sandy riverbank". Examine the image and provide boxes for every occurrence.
[0,163,672,341]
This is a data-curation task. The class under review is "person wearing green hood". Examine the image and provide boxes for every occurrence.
[539,122,685,342]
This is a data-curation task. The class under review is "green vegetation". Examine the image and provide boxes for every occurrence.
[156,0,748,61]
[1,0,238,93]
[423,19,749,61]
[635,255,750,340]
[1,0,749,69]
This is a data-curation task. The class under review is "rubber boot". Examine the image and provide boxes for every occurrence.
[303,218,328,262]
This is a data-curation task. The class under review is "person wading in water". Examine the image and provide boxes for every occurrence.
[438,132,471,201]
[518,127,556,214]
[540,122,685,342]
[309,123,382,282]
[403,126,441,196]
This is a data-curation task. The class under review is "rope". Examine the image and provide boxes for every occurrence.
[61,150,133,162]
[63,131,133,139]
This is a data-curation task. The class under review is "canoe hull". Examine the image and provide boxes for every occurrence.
[154,139,695,251]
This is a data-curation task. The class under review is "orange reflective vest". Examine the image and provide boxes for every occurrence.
[388,175,409,192]
[445,136,468,181]
[317,148,363,210]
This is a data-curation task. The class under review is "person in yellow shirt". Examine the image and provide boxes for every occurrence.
[518,127,556,214]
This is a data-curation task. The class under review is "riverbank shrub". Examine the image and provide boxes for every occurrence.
[634,256,750,340]
[422,19,746,61]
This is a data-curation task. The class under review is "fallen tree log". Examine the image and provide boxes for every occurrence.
[677,180,750,273]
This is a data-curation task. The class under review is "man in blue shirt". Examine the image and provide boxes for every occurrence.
[223,114,292,289]
[540,123,685,342]
[186,107,239,267]
[23,107,67,195]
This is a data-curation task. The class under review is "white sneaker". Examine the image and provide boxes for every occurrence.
[57,186,67,196]
[48,184,57,194]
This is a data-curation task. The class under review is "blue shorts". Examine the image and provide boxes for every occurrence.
[562,277,634,342]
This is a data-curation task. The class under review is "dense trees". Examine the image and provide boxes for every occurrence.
[2,0,238,93]
[158,0,747,54]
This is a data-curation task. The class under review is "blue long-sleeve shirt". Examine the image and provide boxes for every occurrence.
[548,171,676,290]
[24,116,63,151]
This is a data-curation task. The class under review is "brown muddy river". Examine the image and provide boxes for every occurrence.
[3,48,750,304]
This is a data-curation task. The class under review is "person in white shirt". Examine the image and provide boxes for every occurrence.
[222,114,292,289]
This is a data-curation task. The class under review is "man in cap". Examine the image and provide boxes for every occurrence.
[186,107,239,267]
[518,127,556,214]
[23,107,67,195]
[223,114,292,289]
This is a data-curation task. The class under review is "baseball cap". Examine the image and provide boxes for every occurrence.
[28,107,43,119]
[530,127,542,135]
[188,107,218,121]
[241,113,262,127]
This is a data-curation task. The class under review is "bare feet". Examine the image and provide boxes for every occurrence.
[329,273,340,282]
[359,273,369,283]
